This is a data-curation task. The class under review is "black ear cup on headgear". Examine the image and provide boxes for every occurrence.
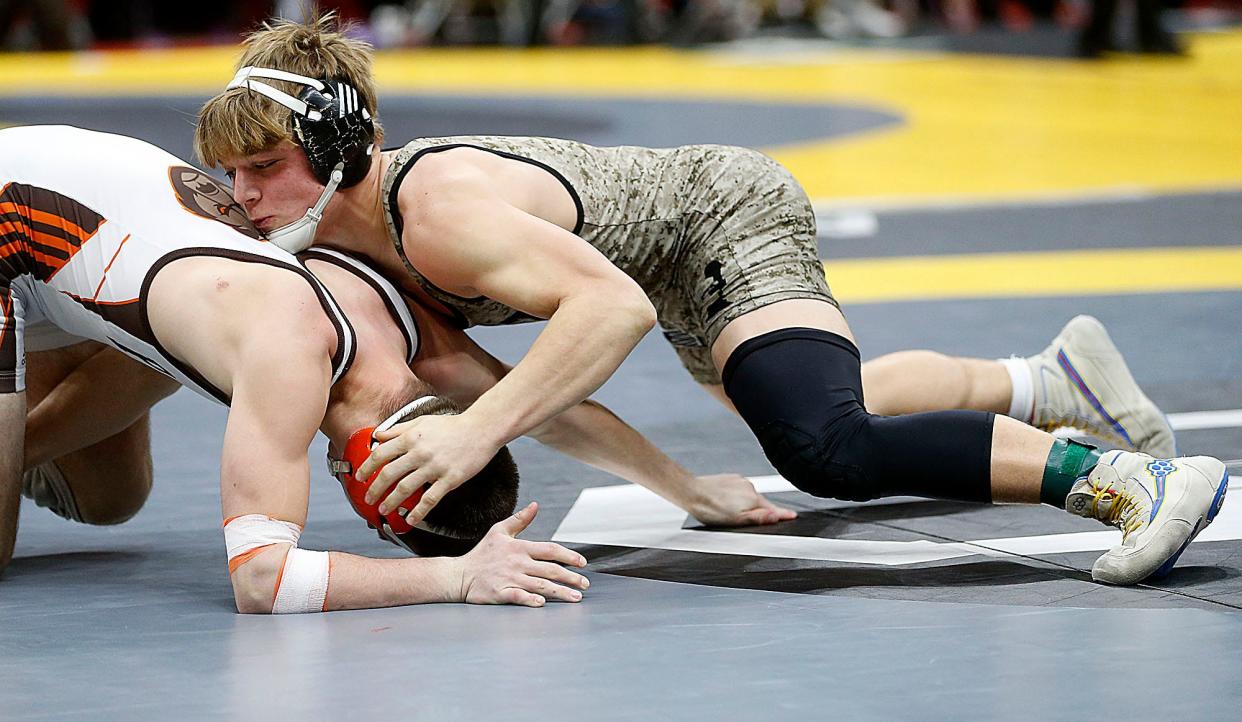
[291,78,376,189]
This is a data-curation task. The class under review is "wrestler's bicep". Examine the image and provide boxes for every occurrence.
[398,160,630,318]
[219,324,332,524]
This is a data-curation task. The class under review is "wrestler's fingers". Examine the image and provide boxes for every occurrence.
[363,453,422,506]
[377,466,438,515]
[526,560,590,591]
[739,504,797,526]
[357,435,419,480]
[524,576,583,603]
[491,502,538,539]
[371,419,416,443]
[404,477,462,526]
[501,586,545,608]
[523,539,586,567]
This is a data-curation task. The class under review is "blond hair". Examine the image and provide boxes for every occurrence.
[194,12,384,168]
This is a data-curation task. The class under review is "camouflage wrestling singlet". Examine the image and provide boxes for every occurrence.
[381,136,836,384]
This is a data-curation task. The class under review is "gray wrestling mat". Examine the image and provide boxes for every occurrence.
[2,94,1240,720]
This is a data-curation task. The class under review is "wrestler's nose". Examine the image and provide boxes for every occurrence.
[232,171,260,210]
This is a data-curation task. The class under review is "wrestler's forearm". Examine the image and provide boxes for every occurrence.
[463,293,655,445]
[24,349,179,467]
[528,400,700,507]
[231,544,461,613]
[323,552,461,610]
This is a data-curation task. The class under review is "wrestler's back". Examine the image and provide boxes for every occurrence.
[0,125,322,401]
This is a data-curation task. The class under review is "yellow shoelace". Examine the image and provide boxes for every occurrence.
[1091,482,1145,538]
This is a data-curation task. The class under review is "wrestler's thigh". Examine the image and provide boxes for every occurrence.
[25,343,155,524]
[24,340,102,407]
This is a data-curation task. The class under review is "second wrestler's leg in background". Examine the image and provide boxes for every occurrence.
[858,315,1175,457]
[702,315,1174,458]
[24,342,179,525]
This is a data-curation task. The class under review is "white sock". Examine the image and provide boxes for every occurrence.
[999,356,1034,423]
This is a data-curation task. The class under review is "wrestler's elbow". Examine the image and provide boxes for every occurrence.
[228,545,288,615]
[608,281,657,337]
[231,569,272,614]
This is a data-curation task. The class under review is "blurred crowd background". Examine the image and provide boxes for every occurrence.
[1,0,1238,55]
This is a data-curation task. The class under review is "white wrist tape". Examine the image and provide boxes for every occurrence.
[223,514,331,614]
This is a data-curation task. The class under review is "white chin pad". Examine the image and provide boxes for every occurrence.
[266,214,319,254]
[264,167,344,254]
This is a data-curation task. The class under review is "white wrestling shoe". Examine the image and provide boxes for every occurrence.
[1027,315,1176,458]
[1066,450,1229,585]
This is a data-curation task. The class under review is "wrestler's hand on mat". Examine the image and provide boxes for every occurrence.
[451,502,589,607]
[362,413,501,523]
[686,474,798,527]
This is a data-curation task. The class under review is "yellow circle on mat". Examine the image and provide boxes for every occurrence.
[1,32,1240,205]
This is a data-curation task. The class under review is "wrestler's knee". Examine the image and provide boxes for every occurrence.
[77,455,153,526]
[81,463,151,526]
[27,457,152,526]
[752,405,884,502]
[33,419,154,526]
[722,327,884,501]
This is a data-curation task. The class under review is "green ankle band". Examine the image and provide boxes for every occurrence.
[1040,439,1103,507]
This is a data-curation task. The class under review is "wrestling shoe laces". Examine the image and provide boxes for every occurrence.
[1073,477,1147,538]
[1066,451,1229,585]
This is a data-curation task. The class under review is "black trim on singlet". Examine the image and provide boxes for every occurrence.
[388,143,585,239]
[299,247,421,364]
[384,143,587,309]
[137,248,357,405]
[109,336,173,376]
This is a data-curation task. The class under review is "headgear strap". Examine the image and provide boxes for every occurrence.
[224,65,376,253]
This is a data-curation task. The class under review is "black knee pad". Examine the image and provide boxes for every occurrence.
[722,328,994,503]
[758,418,879,502]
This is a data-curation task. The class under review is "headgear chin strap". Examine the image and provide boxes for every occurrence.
[226,66,376,253]
[264,166,342,254]
[327,397,480,556]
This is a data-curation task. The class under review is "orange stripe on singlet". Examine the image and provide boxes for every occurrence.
[0,239,24,259]
[0,217,24,238]
[24,244,72,267]
[0,204,97,242]
[0,230,73,276]
[91,234,131,301]
[30,229,77,254]
[0,203,106,281]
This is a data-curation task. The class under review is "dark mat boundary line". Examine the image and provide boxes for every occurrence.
[800,503,1242,612]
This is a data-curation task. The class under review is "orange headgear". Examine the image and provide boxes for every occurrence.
[327,396,477,556]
